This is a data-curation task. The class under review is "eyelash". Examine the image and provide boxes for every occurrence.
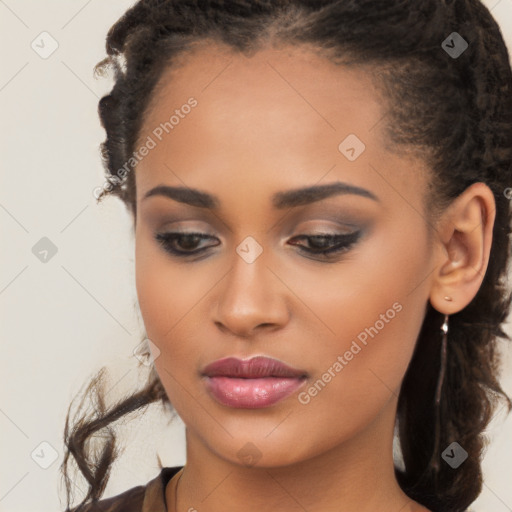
[154,230,361,260]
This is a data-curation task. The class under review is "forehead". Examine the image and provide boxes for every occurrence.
[135,41,428,209]
[143,41,385,136]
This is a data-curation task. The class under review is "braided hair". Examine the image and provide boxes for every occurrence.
[61,1,512,511]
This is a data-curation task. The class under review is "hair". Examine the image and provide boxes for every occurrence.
[61,1,512,511]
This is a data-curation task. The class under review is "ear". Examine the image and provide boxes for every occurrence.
[429,182,496,315]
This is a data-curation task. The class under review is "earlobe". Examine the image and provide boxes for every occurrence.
[429,183,495,315]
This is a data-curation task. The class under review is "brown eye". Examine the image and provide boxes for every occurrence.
[155,232,219,256]
[288,231,361,259]
[154,230,362,261]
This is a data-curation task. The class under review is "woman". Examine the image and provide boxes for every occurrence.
[61,1,512,511]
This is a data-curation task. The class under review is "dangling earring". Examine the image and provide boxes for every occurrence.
[431,313,449,473]
[435,314,448,406]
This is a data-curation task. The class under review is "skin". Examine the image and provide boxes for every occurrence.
[133,41,495,512]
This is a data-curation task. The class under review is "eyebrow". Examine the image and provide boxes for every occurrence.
[142,182,379,210]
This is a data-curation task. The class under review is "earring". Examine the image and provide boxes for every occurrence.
[435,315,448,406]
[431,314,449,473]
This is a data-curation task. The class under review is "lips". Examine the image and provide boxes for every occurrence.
[202,356,307,379]
[201,356,307,409]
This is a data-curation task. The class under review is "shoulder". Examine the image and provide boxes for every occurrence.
[68,484,145,512]
[66,466,183,512]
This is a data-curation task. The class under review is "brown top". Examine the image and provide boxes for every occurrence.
[68,466,462,512]
[69,466,183,512]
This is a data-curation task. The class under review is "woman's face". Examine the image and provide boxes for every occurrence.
[134,42,437,467]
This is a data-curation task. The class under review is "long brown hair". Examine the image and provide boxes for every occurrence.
[61,1,512,511]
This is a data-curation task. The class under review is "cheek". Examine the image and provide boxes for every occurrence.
[291,223,431,408]
[134,239,210,423]
[135,227,193,329]
[279,219,431,345]
[293,299,424,454]
[134,236,219,361]
[135,233,181,346]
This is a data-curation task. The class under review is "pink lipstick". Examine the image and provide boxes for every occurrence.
[202,356,307,408]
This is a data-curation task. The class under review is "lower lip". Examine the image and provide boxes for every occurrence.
[204,376,306,408]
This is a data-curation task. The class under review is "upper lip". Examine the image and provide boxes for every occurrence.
[202,356,307,379]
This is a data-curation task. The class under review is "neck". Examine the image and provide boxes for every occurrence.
[168,399,427,512]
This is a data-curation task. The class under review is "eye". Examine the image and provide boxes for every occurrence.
[154,230,362,260]
[155,231,219,257]
[288,231,361,259]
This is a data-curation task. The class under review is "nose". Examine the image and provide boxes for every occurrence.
[213,247,290,338]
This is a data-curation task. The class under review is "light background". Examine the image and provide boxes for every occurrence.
[1,1,511,511]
